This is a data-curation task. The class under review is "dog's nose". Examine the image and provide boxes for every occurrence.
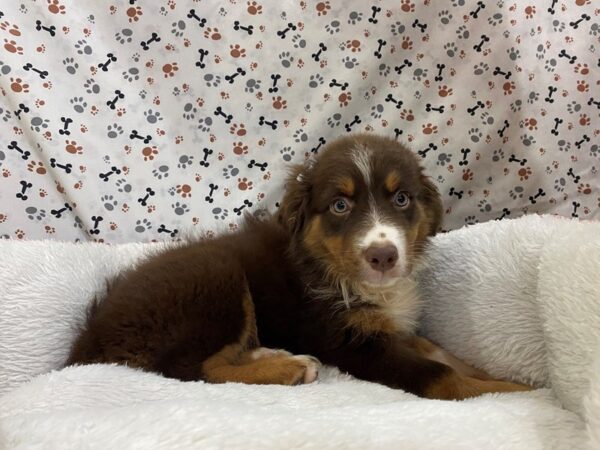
[364,245,399,272]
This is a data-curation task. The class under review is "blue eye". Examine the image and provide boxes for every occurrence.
[330,198,350,214]
[394,191,410,208]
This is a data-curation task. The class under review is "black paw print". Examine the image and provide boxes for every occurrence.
[308,74,324,88]
[172,202,190,216]
[135,218,152,232]
[152,165,169,179]
[107,123,123,138]
[70,97,87,114]
[280,147,295,162]
[101,194,118,211]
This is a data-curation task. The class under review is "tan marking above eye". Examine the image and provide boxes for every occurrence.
[337,177,355,197]
[385,171,401,193]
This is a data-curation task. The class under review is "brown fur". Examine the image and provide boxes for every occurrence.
[66,134,531,399]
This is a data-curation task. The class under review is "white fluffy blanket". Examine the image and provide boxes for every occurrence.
[1,215,599,449]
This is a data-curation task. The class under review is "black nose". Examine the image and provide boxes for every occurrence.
[364,245,399,273]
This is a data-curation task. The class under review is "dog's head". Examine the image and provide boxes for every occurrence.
[279,134,442,293]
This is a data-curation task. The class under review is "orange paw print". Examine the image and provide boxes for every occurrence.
[176,184,192,198]
[10,77,29,93]
[524,5,536,19]
[27,161,46,175]
[338,92,352,107]
[576,80,589,92]
[401,36,413,50]
[422,123,438,134]
[48,0,66,14]
[523,118,538,130]
[203,27,221,40]
[230,123,247,136]
[518,167,532,181]
[574,63,589,75]
[232,141,248,155]
[237,177,253,191]
[345,40,361,52]
[65,140,83,154]
[438,85,453,97]
[142,146,159,161]
[400,109,414,121]
[247,1,263,15]
[579,114,590,126]
[462,168,474,181]
[230,44,246,58]
[4,39,23,55]
[15,229,25,240]
[162,62,179,78]
[401,0,415,12]
[503,81,516,95]
[0,213,6,223]
[0,22,21,36]
[126,6,143,23]
[316,1,331,16]
[578,183,592,194]
[272,96,287,110]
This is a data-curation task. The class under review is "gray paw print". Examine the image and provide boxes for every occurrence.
[197,116,212,132]
[183,102,197,120]
[552,20,565,32]
[390,22,405,36]
[370,104,384,119]
[204,73,221,87]
[132,52,140,63]
[212,207,229,220]
[510,99,522,112]
[527,91,539,104]
[451,0,466,5]
[30,116,49,132]
[0,61,11,75]
[115,28,133,44]
[115,178,132,193]
[107,123,123,138]
[480,112,494,126]
[308,74,324,88]
[245,78,261,93]
[293,129,308,143]
[278,52,294,68]
[535,44,546,59]
[412,67,428,82]
[0,106,12,122]
[171,20,186,37]
[280,147,295,162]
[101,195,118,211]
[324,19,341,34]
[589,144,599,158]
[139,89,147,99]
[327,113,342,128]
[178,155,194,169]
[135,218,152,233]
[468,128,482,143]
[83,78,100,94]
[492,149,505,162]
[566,101,581,114]
[25,206,46,221]
[509,186,524,199]
[437,153,452,166]
[222,165,240,179]
[62,57,79,75]
[74,39,92,55]
[70,97,87,113]
[473,62,489,75]
[456,25,470,39]
[347,11,362,25]
[464,215,479,225]
[507,47,521,61]
[291,34,306,49]
[152,165,170,179]
[444,42,458,57]
[554,178,566,192]
[144,109,163,124]
[520,134,536,146]
[172,202,190,216]
[478,199,492,213]
[438,10,452,25]
[378,63,390,76]
[557,139,571,152]
[342,56,358,69]
[122,67,140,82]
[488,13,503,26]
[544,58,557,72]
[590,23,600,36]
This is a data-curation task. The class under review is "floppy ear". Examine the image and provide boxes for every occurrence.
[277,164,311,235]
[419,173,443,236]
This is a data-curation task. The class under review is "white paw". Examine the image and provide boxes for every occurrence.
[292,355,321,384]
[250,347,292,360]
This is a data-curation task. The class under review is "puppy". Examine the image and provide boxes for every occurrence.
[66,134,530,400]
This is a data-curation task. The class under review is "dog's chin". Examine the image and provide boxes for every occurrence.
[359,266,406,290]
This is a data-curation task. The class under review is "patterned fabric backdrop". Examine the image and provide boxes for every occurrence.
[0,0,598,242]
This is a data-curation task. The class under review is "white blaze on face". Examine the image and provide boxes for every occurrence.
[350,143,372,189]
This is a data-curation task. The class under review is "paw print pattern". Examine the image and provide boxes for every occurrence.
[0,0,597,241]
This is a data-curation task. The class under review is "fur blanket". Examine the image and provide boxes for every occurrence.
[1,215,599,449]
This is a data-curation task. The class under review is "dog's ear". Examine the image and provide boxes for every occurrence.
[277,164,311,235]
[419,173,443,236]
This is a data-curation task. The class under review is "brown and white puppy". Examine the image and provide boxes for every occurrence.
[66,134,530,400]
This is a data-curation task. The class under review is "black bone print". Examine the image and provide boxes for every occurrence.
[329,79,349,90]
[459,148,471,166]
[497,120,509,137]
[35,19,56,36]
[467,101,484,116]
[449,187,463,199]
[187,9,207,27]
[368,5,381,24]
[550,118,563,136]
[393,128,403,140]
[16,180,32,201]
[214,106,234,123]
[493,66,512,79]
[196,49,209,68]
[587,98,600,109]
[14,103,29,120]
[8,141,30,160]
[140,32,161,51]
[99,166,122,182]
[508,154,527,166]
[137,187,155,206]
[571,201,580,218]
[248,159,268,171]
[310,137,326,154]
[545,86,558,103]
[23,62,48,79]
[205,183,218,203]
[277,22,297,39]
[574,135,590,149]
[566,168,581,184]
[224,67,246,84]
[558,49,576,64]
[528,188,546,204]
[199,147,213,167]
[106,90,125,110]
[425,103,444,113]
[233,199,252,215]
[394,59,412,74]
[50,202,73,218]
[58,116,73,136]
[157,224,178,237]
[548,0,558,14]
[569,14,590,29]
[233,20,253,35]
[49,158,72,173]
[89,215,103,235]
[473,35,490,53]
[344,115,361,132]
[434,63,445,82]
[469,1,486,19]
[258,115,277,130]
[374,39,386,59]
[411,19,427,33]
[98,53,117,72]
[417,143,437,158]
[269,74,281,93]
[496,208,511,220]
[385,93,403,109]
[129,129,151,143]
[311,43,326,61]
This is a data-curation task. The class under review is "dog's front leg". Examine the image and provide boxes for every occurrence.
[318,334,531,400]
